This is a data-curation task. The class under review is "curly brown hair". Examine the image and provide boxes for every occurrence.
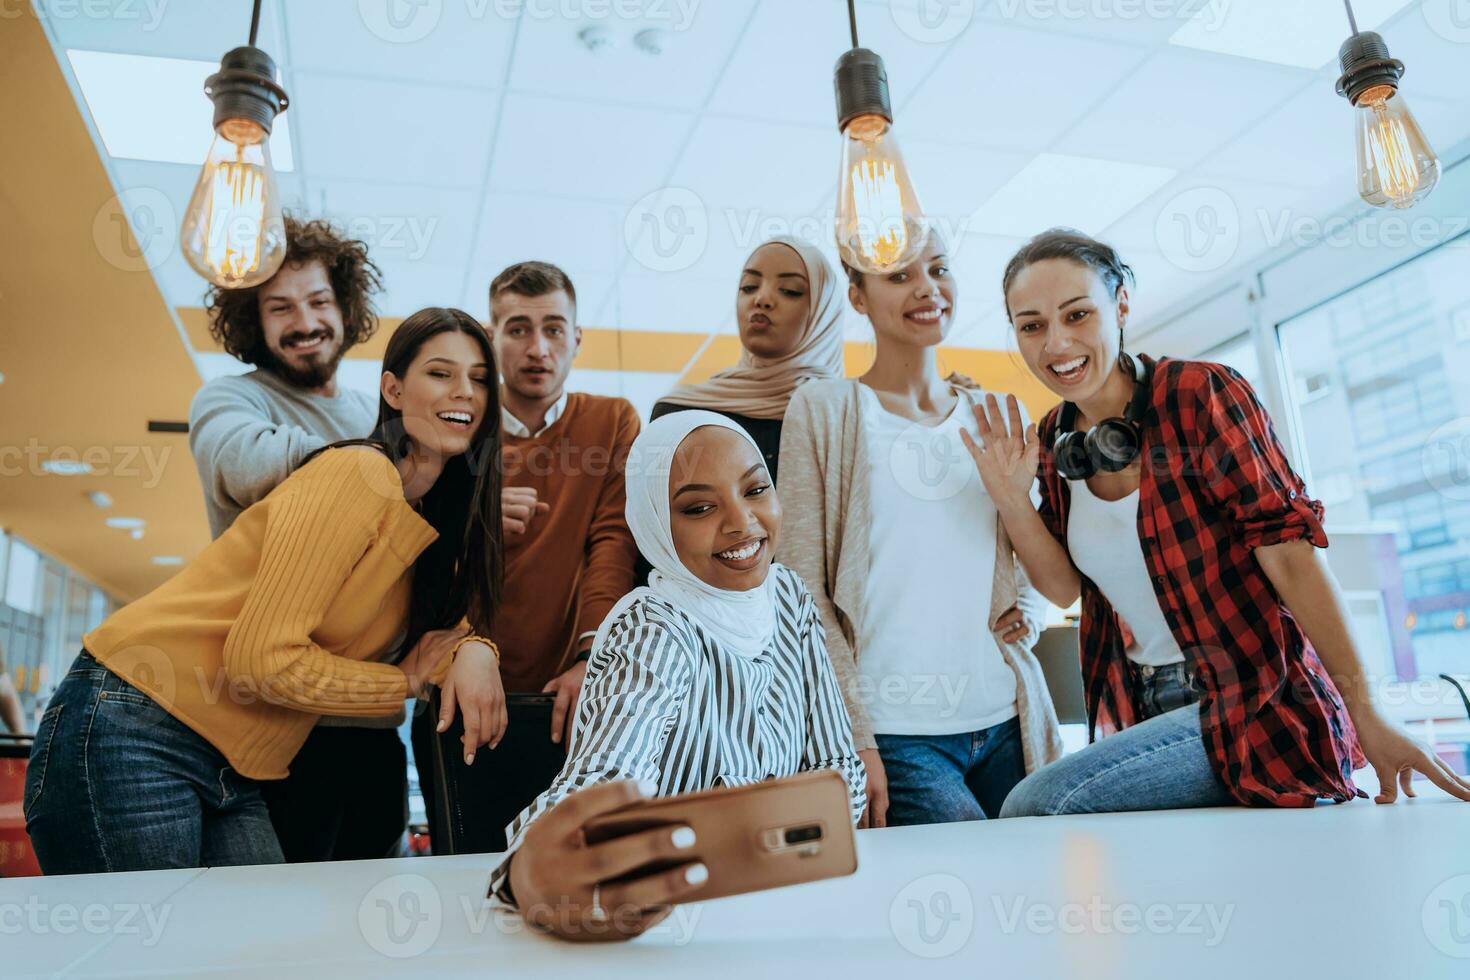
[206,215,383,365]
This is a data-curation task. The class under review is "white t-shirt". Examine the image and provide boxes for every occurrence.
[1065,480,1186,667]
[856,384,1019,736]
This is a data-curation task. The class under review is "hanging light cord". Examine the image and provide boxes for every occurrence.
[1343,0,1359,35]
[249,0,263,46]
[1442,674,1470,722]
[847,0,859,48]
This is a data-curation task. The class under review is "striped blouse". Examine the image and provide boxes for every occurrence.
[489,563,866,903]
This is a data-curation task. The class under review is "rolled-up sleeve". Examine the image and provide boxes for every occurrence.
[1187,364,1327,551]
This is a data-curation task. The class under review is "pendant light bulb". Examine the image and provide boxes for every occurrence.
[180,44,290,289]
[1336,30,1439,210]
[832,48,928,275]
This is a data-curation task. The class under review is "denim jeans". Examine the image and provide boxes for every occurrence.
[875,716,1026,825]
[24,650,284,875]
[999,666,1235,818]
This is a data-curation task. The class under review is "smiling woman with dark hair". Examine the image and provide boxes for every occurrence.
[23,307,509,875]
[963,227,1470,816]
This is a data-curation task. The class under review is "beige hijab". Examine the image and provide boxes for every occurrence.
[661,237,845,420]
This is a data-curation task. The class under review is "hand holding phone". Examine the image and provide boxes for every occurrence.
[506,779,705,943]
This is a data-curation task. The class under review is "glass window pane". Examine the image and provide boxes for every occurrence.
[1277,238,1470,681]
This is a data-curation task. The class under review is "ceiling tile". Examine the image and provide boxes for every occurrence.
[313,181,479,271]
[283,1,516,87]
[1167,0,1415,69]
[902,139,1032,236]
[973,0,1213,45]
[488,93,689,202]
[707,0,952,130]
[1059,48,1313,170]
[292,73,497,186]
[605,273,733,334]
[667,115,832,213]
[971,153,1178,238]
[901,22,1151,152]
[506,0,756,109]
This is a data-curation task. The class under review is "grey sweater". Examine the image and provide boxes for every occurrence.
[775,378,1064,772]
[188,369,376,539]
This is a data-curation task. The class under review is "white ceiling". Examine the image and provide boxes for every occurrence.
[39,0,1470,413]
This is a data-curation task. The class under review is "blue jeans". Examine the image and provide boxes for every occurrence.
[876,716,1026,825]
[999,666,1235,818]
[24,651,284,875]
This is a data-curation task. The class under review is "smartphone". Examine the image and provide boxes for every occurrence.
[581,769,857,904]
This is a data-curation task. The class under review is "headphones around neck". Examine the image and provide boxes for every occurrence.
[1053,353,1154,480]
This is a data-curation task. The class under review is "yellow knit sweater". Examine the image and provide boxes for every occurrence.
[84,447,449,780]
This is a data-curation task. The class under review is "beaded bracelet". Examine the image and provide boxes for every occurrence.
[451,634,499,663]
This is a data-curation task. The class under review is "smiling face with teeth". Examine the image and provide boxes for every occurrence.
[847,235,955,350]
[380,328,493,462]
[668,426,781,592]
[256,259,347,392]
[1006,257,1135,422]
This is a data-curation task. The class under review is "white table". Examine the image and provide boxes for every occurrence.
[7,795,1468,979]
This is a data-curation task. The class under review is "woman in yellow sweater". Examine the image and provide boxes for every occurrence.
[23,307,507,875]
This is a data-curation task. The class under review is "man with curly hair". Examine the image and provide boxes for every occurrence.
[189,215,382,537]
[187,215,408,865]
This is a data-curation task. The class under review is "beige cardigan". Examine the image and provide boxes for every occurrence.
[775,378,1064,773]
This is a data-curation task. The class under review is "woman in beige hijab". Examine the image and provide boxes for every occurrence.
[651,236,844,484]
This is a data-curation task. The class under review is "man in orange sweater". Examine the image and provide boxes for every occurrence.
[415,261,639,852]
[489,261,639,716]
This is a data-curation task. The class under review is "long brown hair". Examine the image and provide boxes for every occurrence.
[306,307,503,652]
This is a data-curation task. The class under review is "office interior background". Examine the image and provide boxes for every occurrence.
[2,0,1469,782]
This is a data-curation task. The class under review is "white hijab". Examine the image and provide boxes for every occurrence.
[592,411,776,660]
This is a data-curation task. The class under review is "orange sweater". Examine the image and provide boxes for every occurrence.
[496,393,639,692]
[84,448,451,780]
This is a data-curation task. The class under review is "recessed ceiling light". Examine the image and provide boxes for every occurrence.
[970,154,1178,239]
[1168,0,1413,69]
[105,517,146,530]
[130,529,145,541]
[151,556,185,566]
[42,460,95,476]
[65,49,295,170]
[87,491,114,509]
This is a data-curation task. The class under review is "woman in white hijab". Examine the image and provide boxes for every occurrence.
[488,411,865,942]
[652,237,845,484]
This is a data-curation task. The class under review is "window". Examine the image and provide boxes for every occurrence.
[1278,238,1470,681]
[4,539,40,615]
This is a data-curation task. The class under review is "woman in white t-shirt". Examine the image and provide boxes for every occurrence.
[776,234,1063,827]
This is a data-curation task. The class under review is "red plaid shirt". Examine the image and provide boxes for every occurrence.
[1036,356,1365,807]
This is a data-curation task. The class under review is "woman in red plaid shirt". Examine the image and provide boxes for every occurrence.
[961,228,1470,813]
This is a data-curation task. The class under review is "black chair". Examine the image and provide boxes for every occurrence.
[412,693,567,855]
[1034,626,1088,726]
